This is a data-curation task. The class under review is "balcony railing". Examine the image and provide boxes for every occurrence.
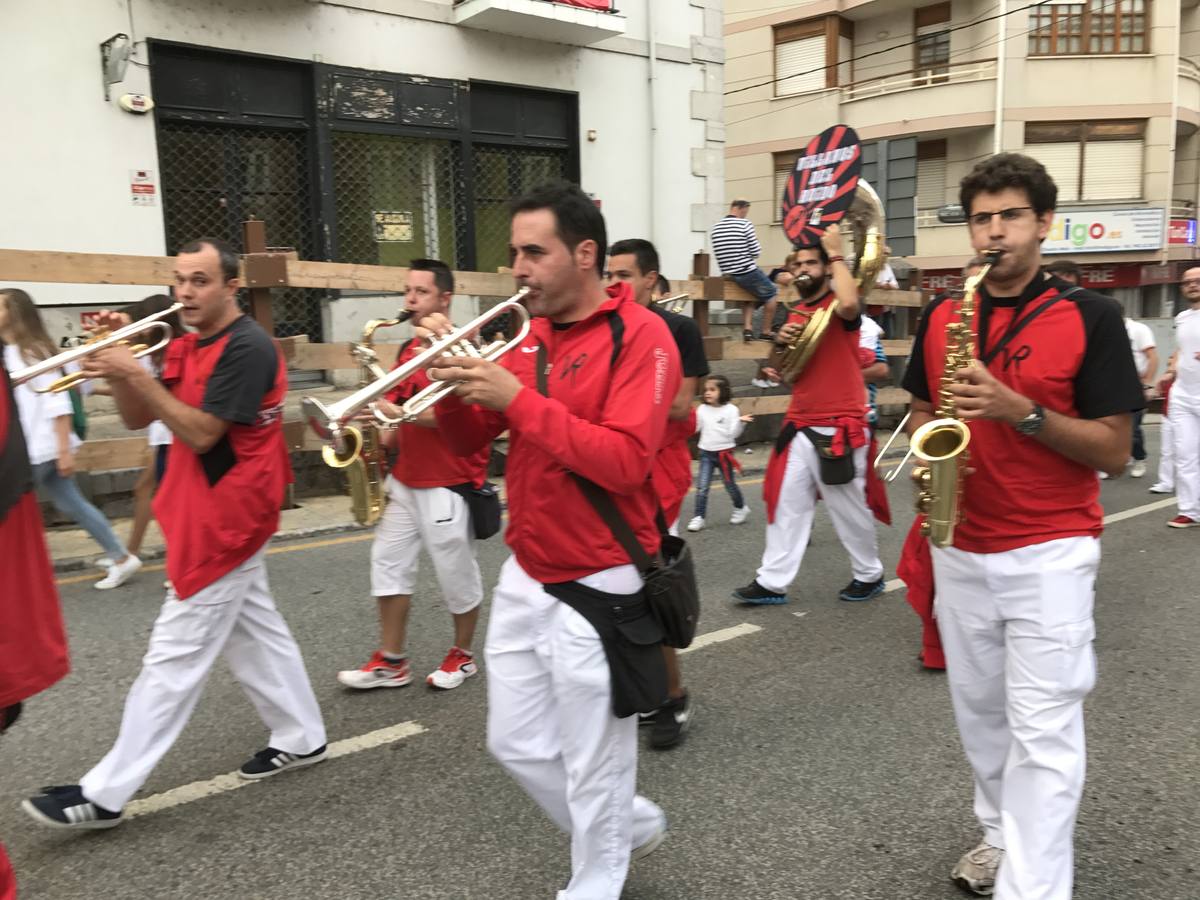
[454,0,615,7]
[841,58,997,103]
[1181,58,1200,82]
[1172,201,1197,219]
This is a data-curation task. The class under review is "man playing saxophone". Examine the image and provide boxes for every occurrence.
[733,223,886,605]
[900,154,1143,898]
[336,259,490,692]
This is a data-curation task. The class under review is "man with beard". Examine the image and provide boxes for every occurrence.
[733,224,886,605]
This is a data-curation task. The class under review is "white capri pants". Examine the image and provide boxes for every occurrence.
[370,477,483,614]
[933,535,1100,900]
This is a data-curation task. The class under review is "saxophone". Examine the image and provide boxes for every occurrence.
[335,310,412,526]
[909,251,999,547]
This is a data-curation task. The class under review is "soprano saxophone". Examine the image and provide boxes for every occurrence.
[909,251,999,547]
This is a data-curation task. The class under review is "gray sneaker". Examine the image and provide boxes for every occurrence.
[951,840,1003,895]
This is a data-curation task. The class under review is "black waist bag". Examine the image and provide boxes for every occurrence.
[545,581,668,719]
[801,427,855,485]
[447,481,502,540]
[572,475,700,650]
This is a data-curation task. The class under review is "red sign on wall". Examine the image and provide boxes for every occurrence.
[552,0,613,8]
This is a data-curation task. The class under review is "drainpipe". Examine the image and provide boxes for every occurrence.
[993,0,1006,155]
[648,0,658,246]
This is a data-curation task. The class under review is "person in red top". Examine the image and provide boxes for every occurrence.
[419,183,680,899]
[733,223,886,605]
[901,154,1143,898]
[22,238,327,832]
[1,355,69,898]
[606,239,709,751]
[336,259,491,692]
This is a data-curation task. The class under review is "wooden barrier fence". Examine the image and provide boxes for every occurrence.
[4,239,921,472]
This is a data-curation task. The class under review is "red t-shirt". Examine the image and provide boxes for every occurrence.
[649,304,709,517]
[783,293,868,425]
[902,274,1144,553]
[385,342,489,489]
[0,365,68,710]
[155,316,293,599]
[436,283,681,583]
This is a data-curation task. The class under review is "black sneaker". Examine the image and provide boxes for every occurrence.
[839,577,885,602]
[732,580,788,605]
[237,745,328,781]
[638,710,657,727]
[742,329,754,343]
[649,692,694,750]
[21,785,123,830]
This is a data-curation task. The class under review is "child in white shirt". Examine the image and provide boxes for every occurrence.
[687,376,753,532]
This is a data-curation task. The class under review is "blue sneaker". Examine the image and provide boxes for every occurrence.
[732,581,788,605]
[839,577,885,602]
[22,785,123,830]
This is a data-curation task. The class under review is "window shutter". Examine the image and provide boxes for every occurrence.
[1083,139,1143,200]
[917,157,947,210]
[775,36,826,96]
[774,168,791,219]
[1024,142,1081,202]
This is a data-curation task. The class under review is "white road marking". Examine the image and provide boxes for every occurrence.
[1103,497,1176,525]
[125,721,427,819]
[677,622,762,655]
[792,611,809,618]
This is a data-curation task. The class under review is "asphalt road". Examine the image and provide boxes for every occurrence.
[2,429,1197,900]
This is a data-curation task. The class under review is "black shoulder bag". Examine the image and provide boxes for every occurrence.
[536,344,701,649]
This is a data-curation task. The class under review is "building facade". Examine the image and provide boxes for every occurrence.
[2,0,725,345]
[723,0,1200,318]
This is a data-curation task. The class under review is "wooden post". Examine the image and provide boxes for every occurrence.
[690,252,713,336]
[242,219,275,335]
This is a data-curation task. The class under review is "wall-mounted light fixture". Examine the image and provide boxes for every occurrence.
[100,33,131,101]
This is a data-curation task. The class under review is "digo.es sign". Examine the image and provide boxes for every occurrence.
[1042,208,1165,254]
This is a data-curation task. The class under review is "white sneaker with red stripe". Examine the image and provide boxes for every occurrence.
[336,651,413,689]
[427,647,477,690]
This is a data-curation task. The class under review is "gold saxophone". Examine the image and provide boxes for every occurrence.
[909,252,999,547]
[337,310,413,526]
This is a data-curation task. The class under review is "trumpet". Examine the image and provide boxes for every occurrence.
[13,303,183,393]
[302,289,531,467]
[655,293,689,314]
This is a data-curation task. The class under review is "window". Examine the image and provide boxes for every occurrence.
[1029,1,1148,56]
[917,140,948,213]
[773,151,798,221]
[1024,121,1145,201]
[914,3,952,81]
[774,17,854,97]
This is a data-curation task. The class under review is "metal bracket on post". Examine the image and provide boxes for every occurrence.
[242,219,276,336]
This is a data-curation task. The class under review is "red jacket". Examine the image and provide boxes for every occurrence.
[0,365,68,711]
[436,283,681,583]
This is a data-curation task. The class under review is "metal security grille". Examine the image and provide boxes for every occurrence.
[473,145,569,273]
[331,133,466,269]
[158,121,324,340]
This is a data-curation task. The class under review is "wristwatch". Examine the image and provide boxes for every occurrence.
[1013,403,1045,436]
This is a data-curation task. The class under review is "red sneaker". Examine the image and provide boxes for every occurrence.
[427,647,478,690]
[336,651,412,689]
[1167,515,1200,529]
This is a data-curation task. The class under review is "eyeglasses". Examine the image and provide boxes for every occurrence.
[968,207,1035,228]
[1182,279,1200,287]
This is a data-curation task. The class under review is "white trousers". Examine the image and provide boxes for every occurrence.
[1156,413,1175,489]
[1168,399,1200,519]
[757,427,883,591]
[933,536,1100,900]
[485,557,664,900]
[81,546,326,812]
[370,477,483,613]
